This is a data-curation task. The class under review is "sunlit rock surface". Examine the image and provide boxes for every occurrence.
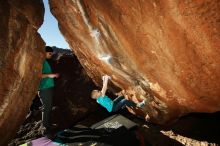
[0,0,44,145]
[50,0,220,124]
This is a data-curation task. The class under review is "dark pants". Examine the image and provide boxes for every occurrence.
[30,95,42,111]
[39,87,54,129]
[112,96,136,112]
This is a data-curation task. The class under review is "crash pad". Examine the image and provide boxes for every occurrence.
[91,114,138,131]
[19,137,66,146]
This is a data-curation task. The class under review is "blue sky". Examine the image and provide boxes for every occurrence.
[38,0,70,49]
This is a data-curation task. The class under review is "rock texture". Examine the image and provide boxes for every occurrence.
[50,0,220,124]
[0,0,45,145]
[50,51,98,130]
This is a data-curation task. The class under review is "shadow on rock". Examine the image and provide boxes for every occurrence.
[163,112,220,144]
[50,54,98,130]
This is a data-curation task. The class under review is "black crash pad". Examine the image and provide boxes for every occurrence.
[55,115,141,145]
[91,114,138,131]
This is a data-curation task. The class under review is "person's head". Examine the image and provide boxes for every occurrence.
[45,46,53,59]
[91,90,102,99]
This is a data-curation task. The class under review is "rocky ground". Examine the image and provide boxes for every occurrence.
[9,109,220,146]
[8,50,220,146]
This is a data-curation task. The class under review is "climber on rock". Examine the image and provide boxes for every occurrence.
[91,75,146,113]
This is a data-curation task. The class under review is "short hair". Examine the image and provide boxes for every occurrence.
[91,90,100,99]
[45,46,53,52]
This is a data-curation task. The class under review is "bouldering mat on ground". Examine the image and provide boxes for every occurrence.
[19,137,66,146]
[91,114,138,130]
[20,115,140,146]
[55,126,140,146]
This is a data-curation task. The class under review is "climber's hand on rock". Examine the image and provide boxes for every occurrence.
[102,75,111,81]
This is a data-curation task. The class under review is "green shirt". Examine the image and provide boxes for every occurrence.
[38,59,54,90]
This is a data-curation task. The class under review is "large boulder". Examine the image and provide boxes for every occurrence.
[0,0,45,145]
[49,0,220,124]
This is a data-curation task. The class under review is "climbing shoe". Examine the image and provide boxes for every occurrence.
[137,100,146,108]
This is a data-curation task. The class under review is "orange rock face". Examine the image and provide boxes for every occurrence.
[0,0,44,145]
[50,0,220,124]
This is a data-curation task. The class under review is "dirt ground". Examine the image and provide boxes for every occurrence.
[9,107,220,146]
